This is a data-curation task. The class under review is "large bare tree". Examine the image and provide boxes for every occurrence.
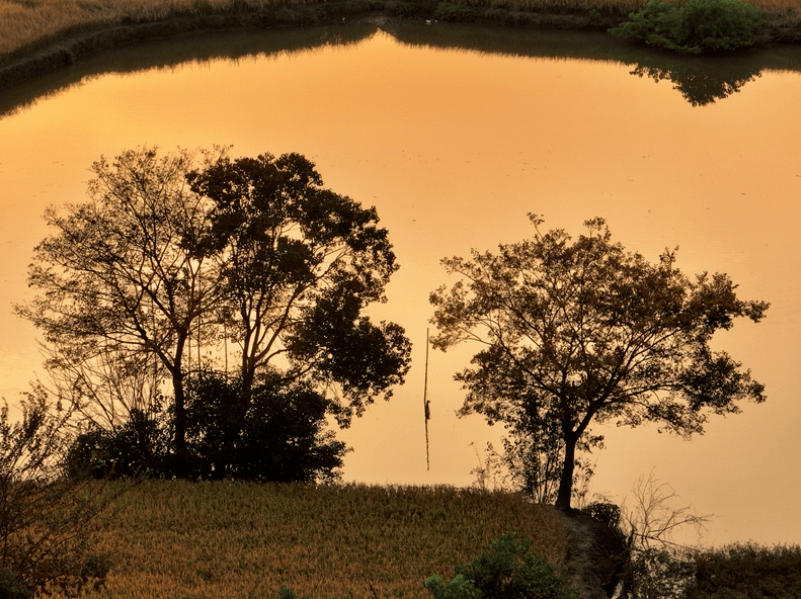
[16,148,220,472]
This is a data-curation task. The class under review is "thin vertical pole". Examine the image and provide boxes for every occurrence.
[197,313,201,368]
[224,323,228,381]
[423,328,431,471]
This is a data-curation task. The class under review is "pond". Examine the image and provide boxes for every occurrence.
[0,21,799,547]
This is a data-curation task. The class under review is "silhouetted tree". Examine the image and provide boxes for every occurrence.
[186,152,411,425]
[430,214,768,510]
[18,147,410,476]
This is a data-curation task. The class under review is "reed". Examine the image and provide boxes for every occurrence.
[0,0,290,60]
[50,480,572,599]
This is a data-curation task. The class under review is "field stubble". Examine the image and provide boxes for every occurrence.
[63,481,572,599]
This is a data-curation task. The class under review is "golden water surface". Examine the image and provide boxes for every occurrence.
[0,24,799,546]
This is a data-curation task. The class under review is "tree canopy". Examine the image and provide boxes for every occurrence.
[17,146,411,478]
[430,214,768,509]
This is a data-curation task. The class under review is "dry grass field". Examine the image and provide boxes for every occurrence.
[1,0,799,66]
[61,481,572,599]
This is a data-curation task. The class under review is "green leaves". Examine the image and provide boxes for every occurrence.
[610,0,767,54]
[424,533,579,599]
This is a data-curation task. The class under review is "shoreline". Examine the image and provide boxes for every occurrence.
[2,0,799,92]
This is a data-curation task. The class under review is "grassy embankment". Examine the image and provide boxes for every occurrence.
[1,0,800,88]
[66,480,571,599]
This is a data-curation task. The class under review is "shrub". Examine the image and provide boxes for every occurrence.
[610,0,767,53]
[65,371,348,483]
[183,372,348,483]
[0,567,32,599]
[435,3,479,21]
[65,407,170,479]
[0,391,112,596]
[424,533,579,599]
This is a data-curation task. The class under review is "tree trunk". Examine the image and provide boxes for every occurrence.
[555,434,577,510]
[171,366,188,478]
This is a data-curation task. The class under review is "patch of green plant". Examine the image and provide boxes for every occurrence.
[384,0,425,17]
[434,2,479,21]
[609,0,767,54]
[0,567,32,599]
[424,533,579,599]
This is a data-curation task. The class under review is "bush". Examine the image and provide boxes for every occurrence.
[0,392,112,596]
[610,0,767,54]
[435,3,479,21]
[65,407,170,479]
[625,547,695,599]
[183,372,348,483]
[65,371,348,483]
[0,567,32,599]
[424,533,579,599]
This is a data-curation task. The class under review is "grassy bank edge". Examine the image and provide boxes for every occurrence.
[2,0,799,92]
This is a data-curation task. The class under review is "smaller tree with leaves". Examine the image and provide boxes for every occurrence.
[430,214,768,510]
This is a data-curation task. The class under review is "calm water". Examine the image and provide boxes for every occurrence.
[1,23,800,546]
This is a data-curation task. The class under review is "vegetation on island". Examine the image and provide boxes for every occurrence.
[16,147,411,481]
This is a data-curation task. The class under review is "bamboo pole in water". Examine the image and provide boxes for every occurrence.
[423,328,431,471]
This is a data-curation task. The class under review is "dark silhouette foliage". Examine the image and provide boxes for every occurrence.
[683,543,801,599]
[186,151,411,423]
[17,147,411,477]
[65,408,171,479]
[183,372,348,482]
[65,372,348,483]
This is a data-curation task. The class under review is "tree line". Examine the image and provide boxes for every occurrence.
[14,146,768,508]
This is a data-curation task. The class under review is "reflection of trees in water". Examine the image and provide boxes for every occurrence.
[2,21,799,115]
[389,23,787,107]
[628,61,762,106]
[0,25,376,118]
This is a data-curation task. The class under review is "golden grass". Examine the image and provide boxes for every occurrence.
[57,480,572,599]
[0,0,304,60]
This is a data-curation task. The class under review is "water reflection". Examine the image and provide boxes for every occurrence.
[0,24,377,118]
[627,58,761,106]
[388,23,801,107]
[0,19,800,547]
[2,22,801,117]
